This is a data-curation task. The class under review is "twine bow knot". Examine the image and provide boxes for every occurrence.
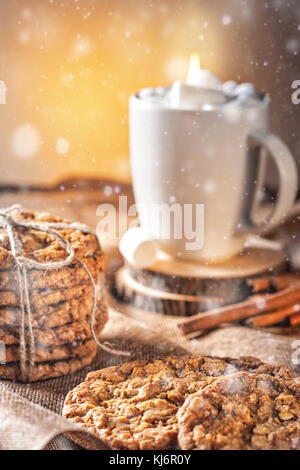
[0,205,128,382]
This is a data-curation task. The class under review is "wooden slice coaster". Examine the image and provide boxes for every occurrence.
[112,246,287,317]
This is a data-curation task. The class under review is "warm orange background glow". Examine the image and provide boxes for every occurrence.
[0,0,299,185]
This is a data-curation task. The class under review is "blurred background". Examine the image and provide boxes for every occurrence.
[0,0,299,186]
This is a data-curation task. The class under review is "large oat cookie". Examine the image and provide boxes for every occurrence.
[62,356,293,450]
[178,371,300,450]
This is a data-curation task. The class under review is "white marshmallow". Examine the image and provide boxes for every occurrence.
[170,80,226,109]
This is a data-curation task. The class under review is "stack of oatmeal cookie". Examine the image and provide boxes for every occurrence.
[0,209,108,382]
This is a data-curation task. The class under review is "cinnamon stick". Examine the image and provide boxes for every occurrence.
[289,313,300,326]
[272,273,299,290]
[178,281,300,336]
[246,273,298,294]
[246,278,271,293]
[245,303,300,328]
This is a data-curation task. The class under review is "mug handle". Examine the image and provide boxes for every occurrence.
[237,130,298,234]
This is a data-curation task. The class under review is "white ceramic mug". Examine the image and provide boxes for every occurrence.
[129,87,298,262]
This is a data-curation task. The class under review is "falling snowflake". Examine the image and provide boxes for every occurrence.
[11,124,40,159]
[21,8,32,20]
[56,137,70,154]
[19,30,31,44]
[286,37,300,54]
[72,35,92,57]
[104,185,113,197]
[256,298,267,311]
[203,180,216,194]
[222,14,232,26]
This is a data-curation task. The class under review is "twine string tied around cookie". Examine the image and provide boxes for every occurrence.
[0,205,129,382]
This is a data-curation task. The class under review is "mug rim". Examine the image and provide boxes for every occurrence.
[130,85,270,113]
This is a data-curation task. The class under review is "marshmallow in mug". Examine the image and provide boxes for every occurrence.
[170,70,225,108]
[169,65,263,109]
[222,81,263,101]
